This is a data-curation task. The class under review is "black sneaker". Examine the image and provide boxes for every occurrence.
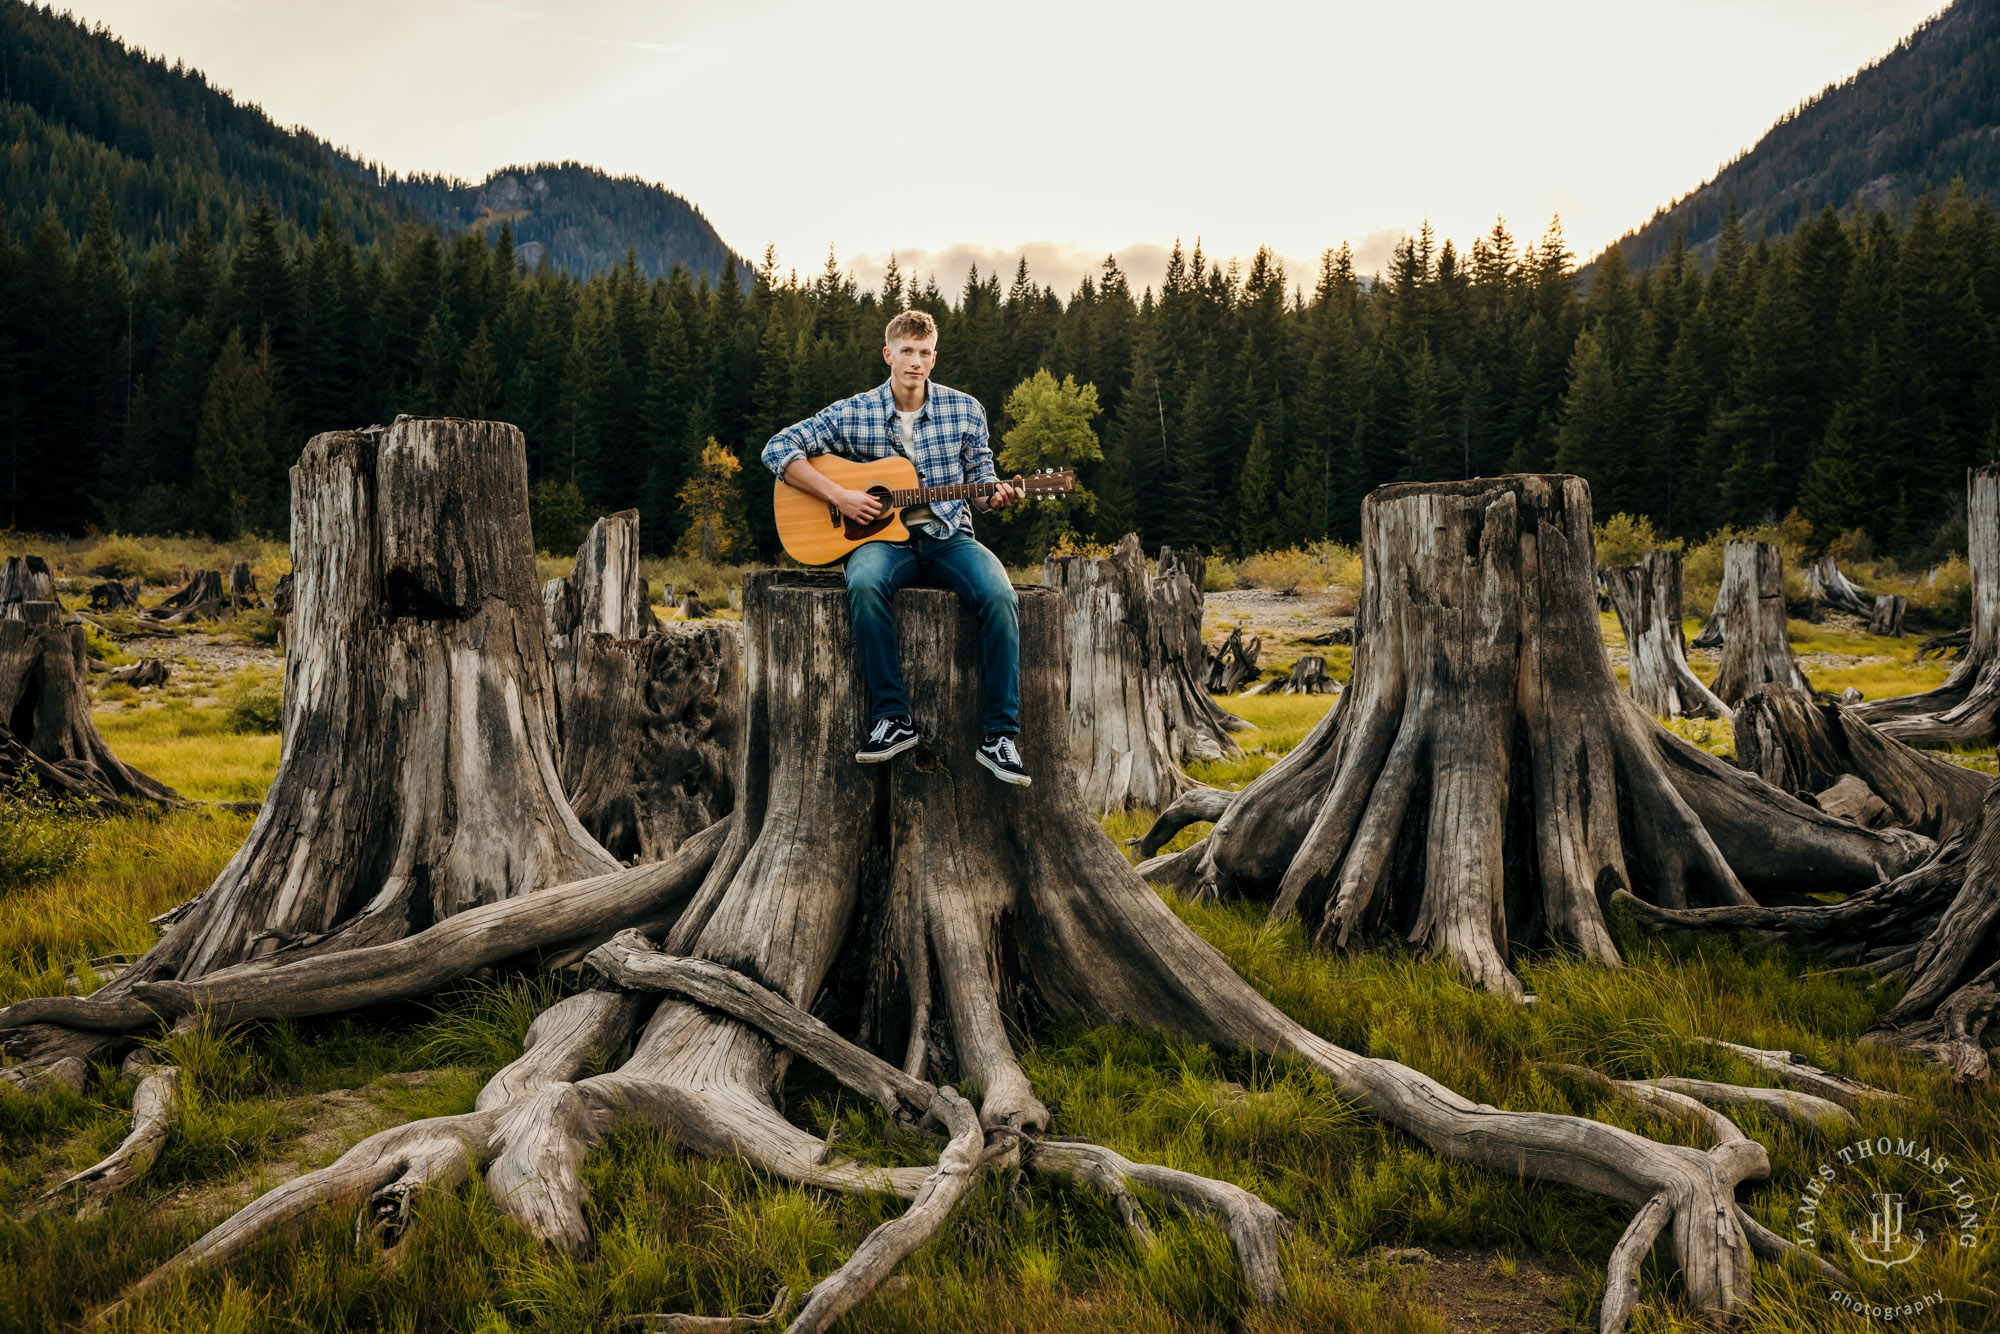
[976,732,1032,786]
[857,716,920,763]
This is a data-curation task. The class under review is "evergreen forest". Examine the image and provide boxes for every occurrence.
[6,182,2000,566]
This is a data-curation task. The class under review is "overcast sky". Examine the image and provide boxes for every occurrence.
[58,0,1947,295]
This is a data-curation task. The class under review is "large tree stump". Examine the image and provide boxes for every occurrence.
[1142,477,1928,999]
[1602,551,1729,720]
[104,419,617,985]
[1869,594,1907,638]
[1805,553,1870,618]
[68,565,1801,1327]
[546,510,737,864]
[227,560,258,612]
[0,604,178,806]
[1710,539,1810,706]
[1856,463,2000,746]
[1733,684,1990,840]
[1205,624,1262,693]
[147,570,226,625]
[1043,534,1237,812]
[0,555,56,616]
[1151,544,1250,747]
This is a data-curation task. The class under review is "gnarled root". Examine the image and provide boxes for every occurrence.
[1031,1138,1291,1306]
[45,1052,179,1215]
[1132,787,1237,860]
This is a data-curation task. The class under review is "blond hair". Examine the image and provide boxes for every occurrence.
[884,309,938,345]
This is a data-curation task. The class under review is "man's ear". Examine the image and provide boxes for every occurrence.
[882,345,893,366]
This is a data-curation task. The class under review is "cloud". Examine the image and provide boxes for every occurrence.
[834,240,1327,302]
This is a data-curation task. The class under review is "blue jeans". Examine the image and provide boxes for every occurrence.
[844,527,1020,735]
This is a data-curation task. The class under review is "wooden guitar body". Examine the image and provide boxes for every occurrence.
[772,454,922,565]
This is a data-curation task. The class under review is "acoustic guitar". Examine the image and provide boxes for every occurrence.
[773,454,1076,565]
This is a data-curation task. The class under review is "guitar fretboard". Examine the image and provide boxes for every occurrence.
[887,476,1070,507]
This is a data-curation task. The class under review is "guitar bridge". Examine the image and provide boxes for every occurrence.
[827,501,841,527]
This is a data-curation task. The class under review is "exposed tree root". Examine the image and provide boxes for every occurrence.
[1132,786,1237,860]
[44,1052,179,1215]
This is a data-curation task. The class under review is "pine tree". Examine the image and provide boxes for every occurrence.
[192,327,281,539]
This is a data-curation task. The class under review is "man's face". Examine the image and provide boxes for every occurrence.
[884,334,937,394]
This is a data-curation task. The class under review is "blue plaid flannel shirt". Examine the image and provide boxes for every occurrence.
[762,379,997,537]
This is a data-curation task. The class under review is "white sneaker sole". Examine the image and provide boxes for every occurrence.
[977,749,1033,786]
[856,733,920,764]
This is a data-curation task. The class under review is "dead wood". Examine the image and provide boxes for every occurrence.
[1044,534,1228,812]
[1204,624,1262,693]
[0,555,56,614]
[1601,551,1729,720]
[0,616,178,806]
[1711,540,1810,705]
[1870,594,1907,638]
[81,565,1820,1327]
[86,580,138,612]
[1153,544,1251,737]
[1805,553,1870,618]
[677,591,708,619]
[546,510,737,862]
[68,419,616,1008]
[1732,683,1991,840]
[105,659,168,688]
[1176,476,1926,999]
[1854,464,2000,747]
[146,569,226,624]
[1134,786,1238,859]
[45,1052,178,1213]
[1280,655,1335,695]
[1915,626,1971,662]
[227,560,257,612]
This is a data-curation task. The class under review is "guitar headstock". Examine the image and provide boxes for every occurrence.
[1018,469,1077,497]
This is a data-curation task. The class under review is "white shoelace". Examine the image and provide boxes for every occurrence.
[870,719,898,742]
[988,735,1020,765]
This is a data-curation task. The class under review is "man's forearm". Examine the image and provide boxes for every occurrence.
[782,458,845,504]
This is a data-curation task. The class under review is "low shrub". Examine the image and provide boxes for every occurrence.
[1592,513,1681,568]
[0,774,97,891]
[1203,560,1237,593]
[229,608,281,646]
[1306,540,1363,591]
[1234,547,1315,595]
[79,534,175,585]
[224,676,283,734]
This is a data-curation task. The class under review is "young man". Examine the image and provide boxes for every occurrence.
[762,309,1032,785]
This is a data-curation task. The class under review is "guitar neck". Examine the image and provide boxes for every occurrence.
[890,478,1010,507]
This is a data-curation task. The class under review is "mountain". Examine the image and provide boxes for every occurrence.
[1609,0,2000,269]
[0,1,746,281]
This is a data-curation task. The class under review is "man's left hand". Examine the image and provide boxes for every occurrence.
[987,475,1026,509]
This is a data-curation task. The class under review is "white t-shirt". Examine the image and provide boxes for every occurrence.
[895,408,948,537]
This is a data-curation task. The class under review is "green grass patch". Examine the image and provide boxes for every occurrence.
[95,702,280,802]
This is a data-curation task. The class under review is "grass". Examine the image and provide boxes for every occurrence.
[0,572,1993,1331]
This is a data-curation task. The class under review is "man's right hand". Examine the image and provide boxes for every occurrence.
[836,488,883,523]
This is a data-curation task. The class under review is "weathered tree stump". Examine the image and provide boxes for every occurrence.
[1868,594,1907,638]
[87,579,139,612]
[55,565,1805,1327]
[1141,477,1928,998]
[1601,551,1729,720]
[0,606,178,806]
[546,510,738,864]
[1280,655,1335,695]
[1043,534,1238,812]
[1805,553,1870,618]
[0,555,56,616]
[106,659,169,688]
[1856,464,2000,747]
[271,572,294,652]
[678,591,708,620]
[1710,540,1810,706]
[101,419,618,987]
[1205,624,1262,693]
[227,560,258,612]
[1151,544,1250,744]
[1733,684,1989,840]
[147,570,226,624]
[1628,784,2000,1082]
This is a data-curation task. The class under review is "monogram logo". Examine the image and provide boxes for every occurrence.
[1849,1191,1925,1268]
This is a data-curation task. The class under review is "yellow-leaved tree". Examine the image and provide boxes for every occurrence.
[676,439,751,562]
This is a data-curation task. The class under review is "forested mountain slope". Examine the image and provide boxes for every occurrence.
[1613,0,2000,268]
[0,1,746,282]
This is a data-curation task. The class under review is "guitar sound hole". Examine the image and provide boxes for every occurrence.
[842,488,898,541]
